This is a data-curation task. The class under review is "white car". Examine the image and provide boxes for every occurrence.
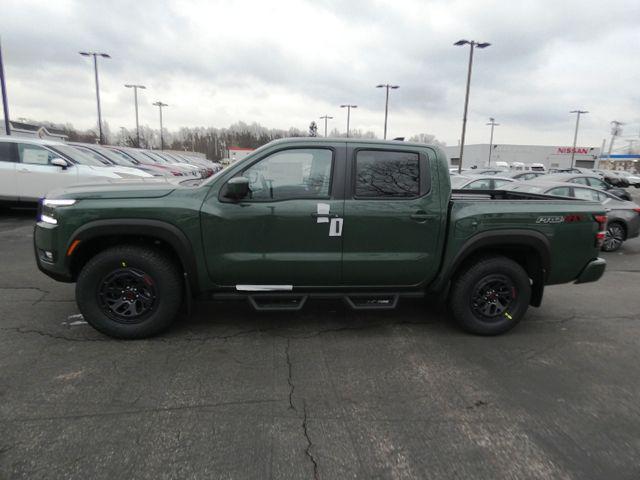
[0,136,129,204]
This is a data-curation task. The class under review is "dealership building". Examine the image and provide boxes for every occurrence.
[443,144,601,170]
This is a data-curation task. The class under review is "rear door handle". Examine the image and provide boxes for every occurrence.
[311,213,339,219]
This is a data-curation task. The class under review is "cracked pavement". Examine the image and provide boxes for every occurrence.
[1,208,640,479]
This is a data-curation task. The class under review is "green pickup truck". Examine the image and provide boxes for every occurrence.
[34,138,607,339]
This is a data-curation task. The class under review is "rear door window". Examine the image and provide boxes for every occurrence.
[0,142,18,163]
[492,179,511,188]
[573,187,600,201]
[465,178,492,190]
[570,177,589,185]
[587,177,608,189]
[547,187,570,197]
[354,150,421,198]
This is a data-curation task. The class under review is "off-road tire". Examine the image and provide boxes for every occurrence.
[76,245,183,339]
[449,256,531,335]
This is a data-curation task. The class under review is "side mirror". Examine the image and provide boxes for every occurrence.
[51,158,68,170]
[224,176,250,200]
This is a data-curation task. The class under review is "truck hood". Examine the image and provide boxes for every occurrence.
[45,178,181,200]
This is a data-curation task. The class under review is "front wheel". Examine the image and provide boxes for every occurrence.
[449,256,531,335]
[76,245,183,339]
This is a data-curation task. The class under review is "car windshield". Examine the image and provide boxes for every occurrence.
[90,146,138,167]
[122,149,158,164]
[49,145,105,167]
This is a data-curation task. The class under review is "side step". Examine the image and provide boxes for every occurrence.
[244,293,402,312]
[344,294,399,310]
[248,294,308,311]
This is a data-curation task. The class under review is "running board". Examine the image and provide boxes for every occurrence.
[344,294,399,310]
[248,294,308,311]
[236,292,403,312]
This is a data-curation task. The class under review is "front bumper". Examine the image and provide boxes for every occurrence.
[33,222,74,282]
[574,257,606,284]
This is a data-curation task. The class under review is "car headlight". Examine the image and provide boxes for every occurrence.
[40,199,77,224]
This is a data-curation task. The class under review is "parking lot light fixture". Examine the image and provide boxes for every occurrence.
[125,84,146,147]
[340,104,357,138]
[486,117,500,166]
[319,115,334,137]
[568,110,588,168]
[376,84,399,139]
[79,52,111,144]
[454,39,491,173]
[153,101,168,150]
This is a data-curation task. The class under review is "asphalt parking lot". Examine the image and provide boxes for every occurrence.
[1,208,639,480]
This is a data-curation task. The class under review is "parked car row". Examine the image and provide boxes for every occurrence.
[450,168,640,252]
[0,136,222,205]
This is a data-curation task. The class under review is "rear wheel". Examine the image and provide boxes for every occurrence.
[602,222,625,252]
[449,256,531,335]
[76,245,183,339]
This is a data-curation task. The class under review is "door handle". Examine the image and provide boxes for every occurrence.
[410,211,436,222]
[311,213,339,219]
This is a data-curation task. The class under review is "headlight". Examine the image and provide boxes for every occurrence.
[40,199,77,224]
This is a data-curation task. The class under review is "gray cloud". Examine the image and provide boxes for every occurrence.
[1,0,638,146]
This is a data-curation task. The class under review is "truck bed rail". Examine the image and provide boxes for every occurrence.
[450,189,579,201]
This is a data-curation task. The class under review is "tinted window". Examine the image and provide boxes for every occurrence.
[355,150,420,198]
[18,144,56,165]
[0,142,17,162]
[465,178,492,190]
[547,187,570,197]
[243,148,332,201]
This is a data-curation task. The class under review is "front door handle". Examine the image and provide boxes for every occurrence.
[410,211,436,222]
[311,213,339,219]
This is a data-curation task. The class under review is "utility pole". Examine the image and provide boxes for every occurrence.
[486,117,499,166]
[454,39,491,173]
[79,51,110,144]
[569,110,588,168]
[606,120,624,161]
[340,104,357,138]
[153,101,168,150]
[0,38,11,135]
[319,115,333,137]
[376,84,399,139]
[125,84,146,147]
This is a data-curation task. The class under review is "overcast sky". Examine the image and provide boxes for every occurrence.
[2,0,639,148]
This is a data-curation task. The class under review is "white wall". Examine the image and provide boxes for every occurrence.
[443,144,600,169]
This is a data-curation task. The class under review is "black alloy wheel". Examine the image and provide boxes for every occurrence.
[470,274,516,321]
[98,267,157,324]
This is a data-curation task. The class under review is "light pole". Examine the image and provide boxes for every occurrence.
[486,117,499,166]
[606,120,624,161]
[0,38,11,136]
[340,104,357,138]
[79,51,110,144]
[376,84,399,139]
[153,101,168,150]
[319,114,333,137]
[569,110,588,168]
[125,84,146,147]
[454,39,490,173]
